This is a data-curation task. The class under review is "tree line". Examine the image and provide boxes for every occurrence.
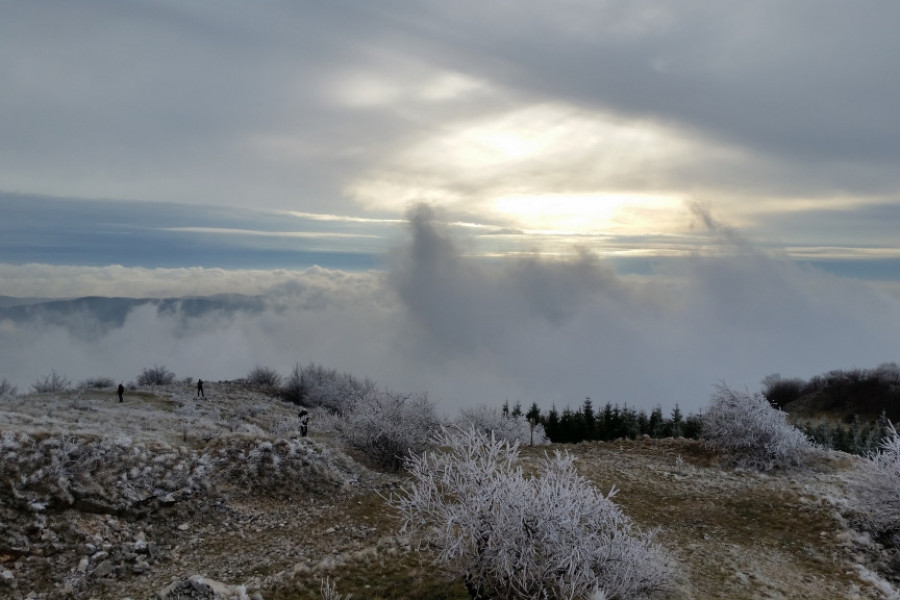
[504,397,703,445]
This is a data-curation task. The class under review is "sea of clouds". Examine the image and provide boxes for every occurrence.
[2,206,899,417]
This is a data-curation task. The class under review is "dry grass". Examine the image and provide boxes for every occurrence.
[2,388,896,600]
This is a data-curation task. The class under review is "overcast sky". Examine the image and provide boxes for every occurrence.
[1,1,899,414]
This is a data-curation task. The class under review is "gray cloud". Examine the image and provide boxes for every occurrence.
[2,1,898,218]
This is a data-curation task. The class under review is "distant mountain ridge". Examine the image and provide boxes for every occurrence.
[0,294,267,333]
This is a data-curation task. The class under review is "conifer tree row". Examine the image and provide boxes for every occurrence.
[512,398,703,444]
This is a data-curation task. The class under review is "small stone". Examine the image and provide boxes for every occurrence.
[93,559,115,578]
[76,557,89,573]
[131,560,150,574]
[177,523,189,531]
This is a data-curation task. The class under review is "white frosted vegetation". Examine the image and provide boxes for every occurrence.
[0,430,358,515]
[332,390,439,470]
[392,427,673,600]
[456,404,549,446]
[701,383,814,471]
[860,422,900,543]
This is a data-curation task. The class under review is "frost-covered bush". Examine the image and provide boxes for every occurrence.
[392,427,673,600]
[30,370,71,393]
[457,404,549,446]
[281,362,374,414]
[246,366,282,390]
[137,365,176,386]
[334,391,439,470]
[872,422,900,480]
[702,383,813,471]
[864,422,900,536]
[79,376,115,390]
[0,377,17,398]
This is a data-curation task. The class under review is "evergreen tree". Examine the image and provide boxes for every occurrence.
[526,402,543,446]
[671,404,684,438]
[545,405,561,442]
[637,410,650,436]
[649,406,665,438]
[582,397,596,441]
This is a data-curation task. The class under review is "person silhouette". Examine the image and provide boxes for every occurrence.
[117,383,124,403]
[299,409,309,437]
[197,379,204,398]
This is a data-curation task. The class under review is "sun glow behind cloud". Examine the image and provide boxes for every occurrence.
[491,193,686,235]
[348,102,706,245]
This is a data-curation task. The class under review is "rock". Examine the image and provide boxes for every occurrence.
[93,559,115,578]
[132,560,151,574]
[156,575,251,600]
[76,557,89,573]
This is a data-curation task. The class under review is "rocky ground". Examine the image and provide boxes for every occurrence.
[1,383,898,600]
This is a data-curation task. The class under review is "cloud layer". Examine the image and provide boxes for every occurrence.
[2,1,899,243]
[3,207,898,417]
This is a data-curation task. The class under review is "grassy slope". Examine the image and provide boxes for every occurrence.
[1,386,895,600]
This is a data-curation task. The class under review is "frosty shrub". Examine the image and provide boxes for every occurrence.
[702,383,813,471]
[246,366,282,390]
[281,362,374,414]
[137,365,176,386]
[864,421,900,538]
[456,404,549,446]
[392,427,673,600]
[334,391,439,470]
[0,377,17,398]
[79,376,115,390]
[30,370,71,393]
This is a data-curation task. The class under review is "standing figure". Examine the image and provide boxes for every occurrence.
[117,383,124,403]
[299,409,309,437]
[197,379,204,398]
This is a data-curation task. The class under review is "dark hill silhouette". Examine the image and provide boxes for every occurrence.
[764,363,900,422]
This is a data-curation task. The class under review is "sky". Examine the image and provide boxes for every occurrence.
[1,1,899,415]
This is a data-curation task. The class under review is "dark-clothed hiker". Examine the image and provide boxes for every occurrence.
[117,383,124,403]
[197,379,204,398]
[299,409,309,437]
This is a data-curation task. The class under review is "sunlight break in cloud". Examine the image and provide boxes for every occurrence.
[347,103,708,232]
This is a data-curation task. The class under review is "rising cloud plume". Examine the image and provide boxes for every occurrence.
[2,206,898,417]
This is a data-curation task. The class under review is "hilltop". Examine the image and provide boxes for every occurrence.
[1,383,897,599]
